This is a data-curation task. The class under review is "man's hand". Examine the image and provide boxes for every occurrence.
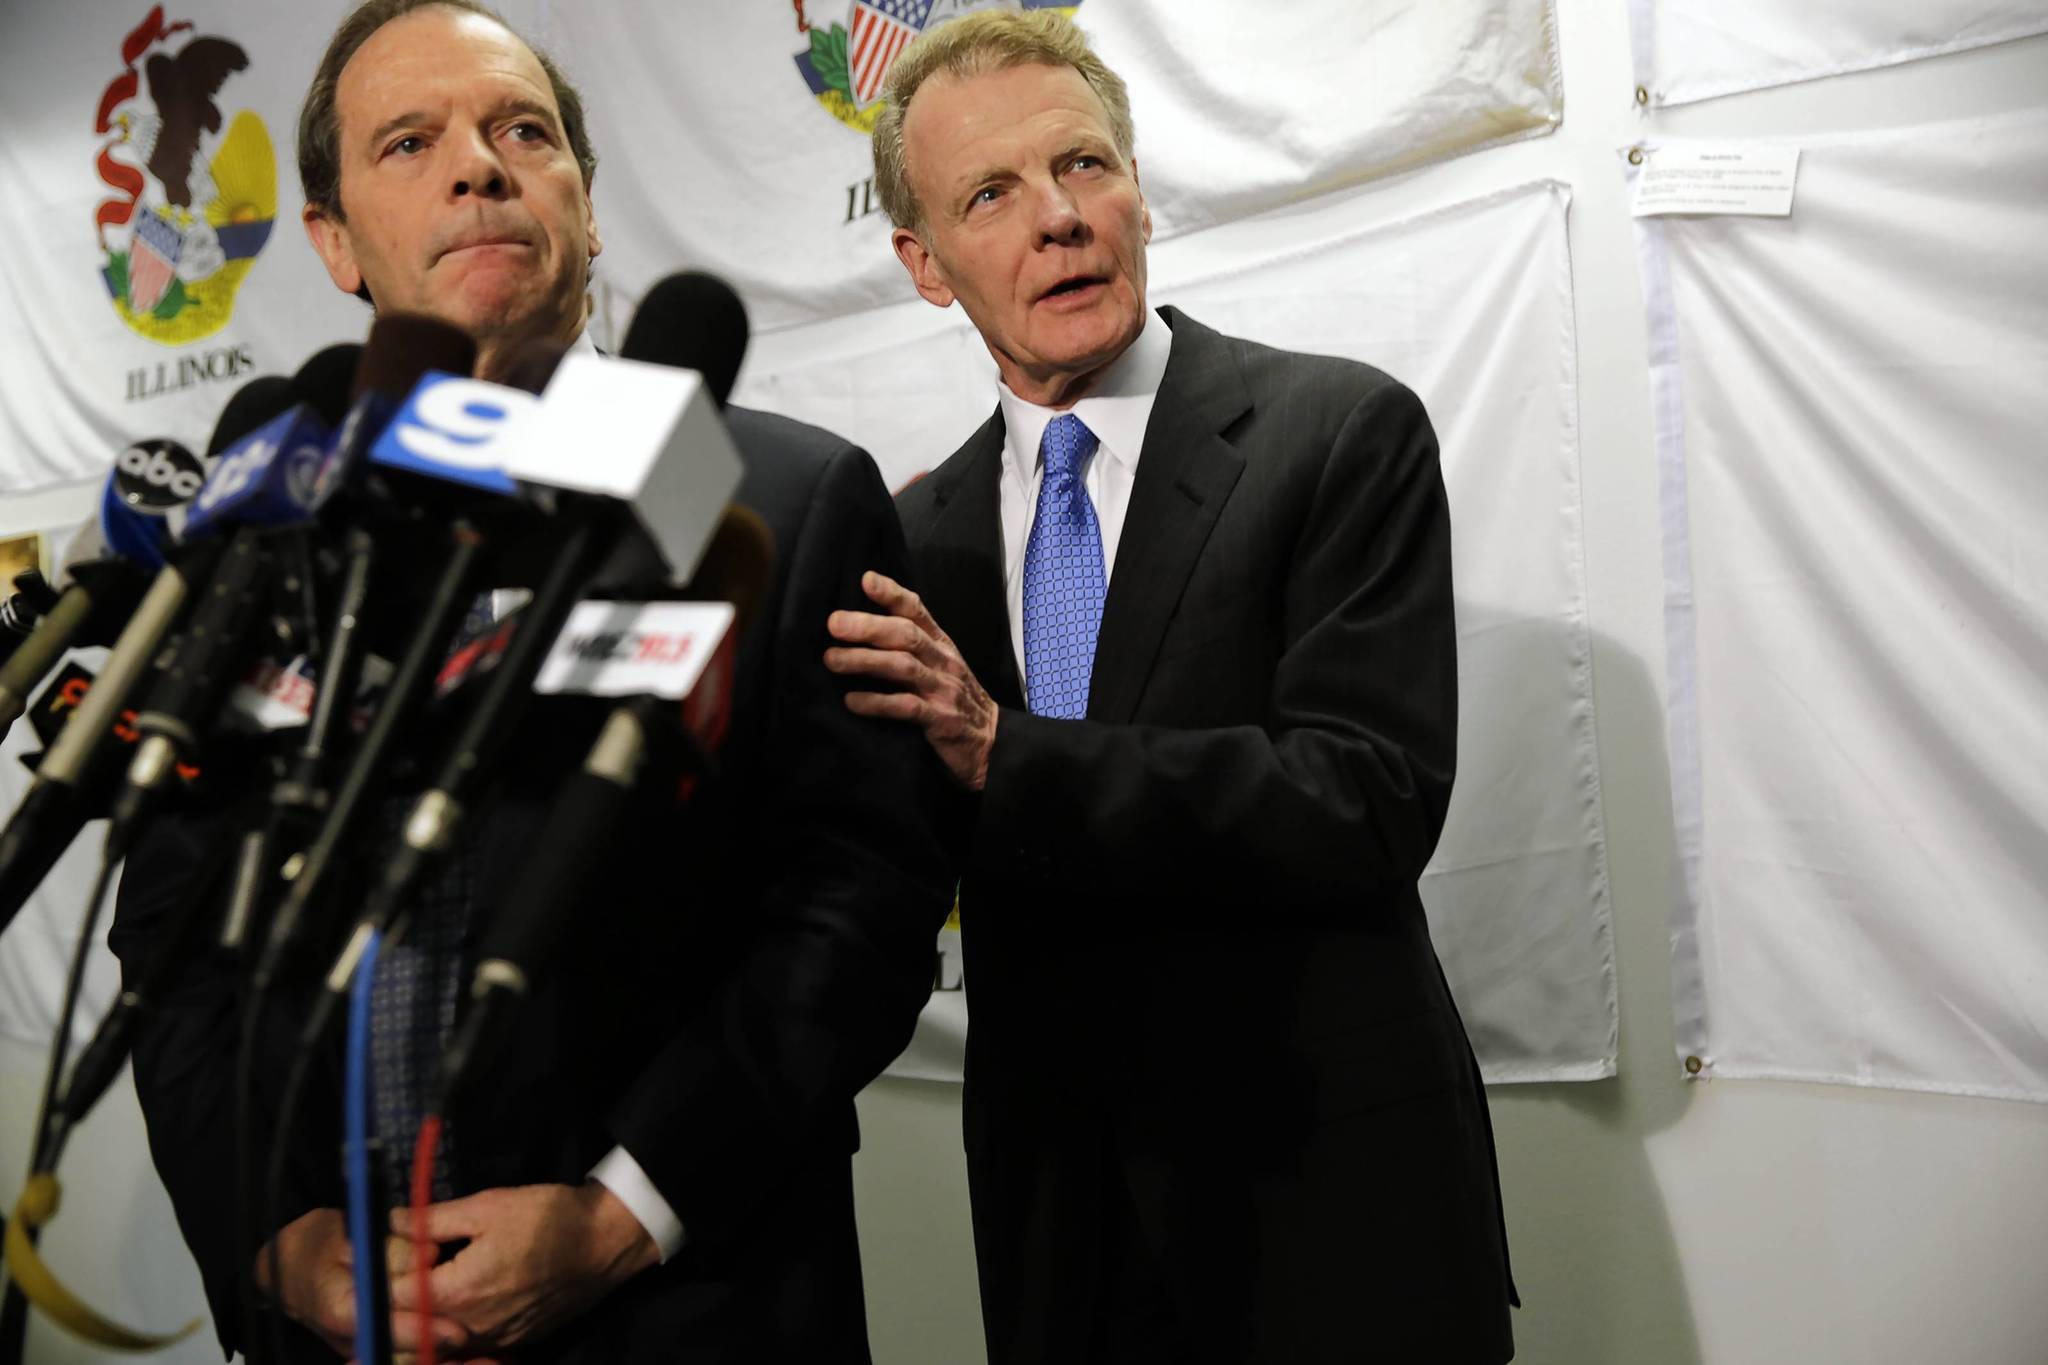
[254,1206,473,1362]
[825,570,998,790]
[387,1182,658,1354]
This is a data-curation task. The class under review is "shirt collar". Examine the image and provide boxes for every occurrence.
[998,306,1172,487]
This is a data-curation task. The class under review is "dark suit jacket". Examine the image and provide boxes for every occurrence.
[111,408,956,1364]
[895,308,1516,1364]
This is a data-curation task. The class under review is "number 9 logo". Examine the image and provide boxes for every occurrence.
[394,379,539,469]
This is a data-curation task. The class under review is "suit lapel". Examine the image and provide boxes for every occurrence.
[1087,310,1251,724]
[920,412,1027,711]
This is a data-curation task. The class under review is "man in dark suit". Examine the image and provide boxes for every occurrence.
[825,12,1516,1362]
[109,2,953,1360]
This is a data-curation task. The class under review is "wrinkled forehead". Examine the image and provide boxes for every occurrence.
[907,62,1114,180]
[336,6,556,137]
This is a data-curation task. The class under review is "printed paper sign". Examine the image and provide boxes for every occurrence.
[1633,145,1800,218]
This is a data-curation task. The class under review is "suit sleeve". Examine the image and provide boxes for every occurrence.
[604,445,957,1250]
[977,377,1456,914]
[110,807,344,1362]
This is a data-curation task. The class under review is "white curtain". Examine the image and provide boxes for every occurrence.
[744,180,1617,1084]
[545,0,1559,334]
[1633,111,2048,1101]
[1628,0,2048,107]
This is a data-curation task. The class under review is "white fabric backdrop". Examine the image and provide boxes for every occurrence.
[744,180,1618,1084]
[545,0,1559,334]
[1627,0,2048,108]
[1632,111,2048,1101]
[0,2,560,493]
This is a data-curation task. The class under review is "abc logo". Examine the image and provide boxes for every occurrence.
[391,378,538,470]
[115,439,208,509]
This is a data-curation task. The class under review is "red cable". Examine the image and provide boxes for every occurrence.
[411,1115,443,1365]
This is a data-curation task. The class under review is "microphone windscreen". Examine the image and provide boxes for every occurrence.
[499,336,572,396]
[688,505,776,640]
[292,343,365,426]
[206,376,297,458]
[619,272,750,408]
[352,313,477,401]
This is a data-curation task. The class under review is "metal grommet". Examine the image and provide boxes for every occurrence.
[1685,1055,1704,1075]
[1635,84,1650,106]
[1628,147,1645,166]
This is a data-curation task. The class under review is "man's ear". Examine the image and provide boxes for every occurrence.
[583,179,603,263]
[1133,156,1152,244]
[892,227,956,309]
[302,203,363,296]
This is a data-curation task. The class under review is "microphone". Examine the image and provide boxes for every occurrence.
[0,377,299,936]
[493,281,749,585]
[0,420,245,738]
[0,570,58,670]
[435,506,775,1100]
[620,271,752,408]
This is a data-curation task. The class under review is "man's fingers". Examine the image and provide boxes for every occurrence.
[392,1194,485,1244]
[823,646,926,687]
[826,608,932,651]
[845,690,928,723]
[862,571,952,641]
[384,1309,469,1353]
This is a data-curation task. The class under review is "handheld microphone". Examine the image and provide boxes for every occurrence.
[620,271,751,408]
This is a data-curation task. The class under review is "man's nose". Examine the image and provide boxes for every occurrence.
[1033,183,1086,246]
[449,130,509,199]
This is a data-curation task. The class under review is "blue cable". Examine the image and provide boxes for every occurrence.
[344,928,384,1365]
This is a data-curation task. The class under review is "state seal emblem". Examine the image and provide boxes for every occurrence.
[92,6,275,346]
[791,0,1082,135]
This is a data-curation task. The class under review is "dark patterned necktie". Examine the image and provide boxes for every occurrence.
[366,792,474,1208]
[1022,413,1106,719]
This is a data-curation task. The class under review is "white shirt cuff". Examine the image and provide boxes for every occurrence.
[589,1145,685,1263]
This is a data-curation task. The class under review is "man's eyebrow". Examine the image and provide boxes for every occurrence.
[366,110,435,153]
[491,97,561,130]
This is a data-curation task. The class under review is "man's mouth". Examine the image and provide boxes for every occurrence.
[1040,275,1107,301]
[441,236,531,259]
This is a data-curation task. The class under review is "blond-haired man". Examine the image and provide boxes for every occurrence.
[828,12,1517,1362]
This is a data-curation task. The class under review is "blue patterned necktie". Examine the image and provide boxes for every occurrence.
[1022,413,1107,719]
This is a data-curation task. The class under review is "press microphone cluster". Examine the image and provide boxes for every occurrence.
[1,270,768,1138]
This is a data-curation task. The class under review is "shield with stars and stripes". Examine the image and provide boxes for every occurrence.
[848,0,935,107]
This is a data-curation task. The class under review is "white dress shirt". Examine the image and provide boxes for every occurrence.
[996,308,1174,688]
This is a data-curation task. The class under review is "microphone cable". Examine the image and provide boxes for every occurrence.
[344,928,393,1365]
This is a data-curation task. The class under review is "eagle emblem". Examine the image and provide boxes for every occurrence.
[93,6,275,345]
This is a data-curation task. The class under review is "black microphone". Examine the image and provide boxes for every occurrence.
[0,570,58,670]
[434,506,776,1101]
[620,271,751,408]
